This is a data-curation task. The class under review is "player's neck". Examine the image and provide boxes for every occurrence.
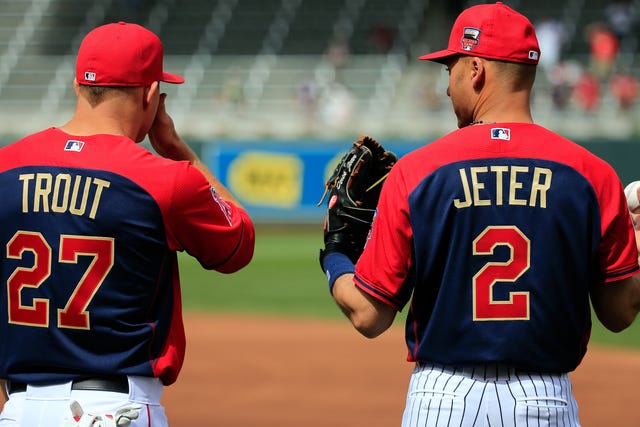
[60,119,132,139]
[472,103,534,125]
[472,82,534,125]
[470,112,533,125]
[61,103,140,140]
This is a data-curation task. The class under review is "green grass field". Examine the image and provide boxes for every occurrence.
[179,226,640,350]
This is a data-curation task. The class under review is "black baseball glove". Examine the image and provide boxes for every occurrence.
[318,135,397,267]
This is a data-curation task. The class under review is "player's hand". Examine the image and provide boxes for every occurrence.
[147,94,242,206]
[625,181,640,215]
[319,135,396,265]
[148,93,193,161]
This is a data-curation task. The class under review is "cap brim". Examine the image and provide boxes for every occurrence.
[161,71,185,84]
[419,49,459,63]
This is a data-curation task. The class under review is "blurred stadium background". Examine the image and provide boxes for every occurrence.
[1,0,639,138]
[1,0,639,222]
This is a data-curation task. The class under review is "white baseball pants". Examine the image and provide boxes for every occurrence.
[0,376,167,427]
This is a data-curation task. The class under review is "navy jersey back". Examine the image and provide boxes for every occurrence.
[0,128,254,384]
[355,123,638,372]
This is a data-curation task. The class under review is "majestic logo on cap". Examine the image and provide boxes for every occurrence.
[461,27,481,51]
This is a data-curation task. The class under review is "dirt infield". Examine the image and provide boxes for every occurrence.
[1,313,639,426]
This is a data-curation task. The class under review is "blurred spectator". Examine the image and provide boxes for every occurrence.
[585,22,619,81]
[573,71,601,112]
[369,24,396,53]
[419,83,443,111]
[609,70,640,111]
[417,66,446,111]
[318,82,355,129]
[296,79,320,118]
[548,61,578,110]
[535,16,565,74]
[605,0,637,41]
[326,32,350,69]
[324,32,351,85]
[295,79,321,134]
[216,74,246,112]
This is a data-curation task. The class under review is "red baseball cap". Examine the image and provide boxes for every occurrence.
[76,22,184,87]
[419,2,540,65]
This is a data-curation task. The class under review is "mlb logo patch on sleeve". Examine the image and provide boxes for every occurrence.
[490,128,510,141]
[64,140,85,152]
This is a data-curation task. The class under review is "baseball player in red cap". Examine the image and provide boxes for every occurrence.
[0,22,255,427]
[321,3,640,425]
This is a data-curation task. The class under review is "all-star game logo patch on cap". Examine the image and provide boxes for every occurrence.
[419,2,540,65]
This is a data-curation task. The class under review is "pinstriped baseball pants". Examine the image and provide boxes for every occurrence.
[401,363,581,427]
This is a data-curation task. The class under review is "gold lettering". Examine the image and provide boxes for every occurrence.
[454,165,552,209]
[508,166,528,206]
[88,178,110,219]
[454,168,472,208]
[530,167,552,208]
[471,166,490,207]
[69,176,92,216]
[52,174,71,213]
[19,174,34,213]
[490,166,508,206]
[34,173,52,212]
[19,172,111,218]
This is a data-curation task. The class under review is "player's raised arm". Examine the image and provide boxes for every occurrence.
[148,93,244,208]
[318,135,398,337]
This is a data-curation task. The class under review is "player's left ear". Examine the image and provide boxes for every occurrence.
[143,81,160,108]
[72,79,81,96]
[470,57,485,92]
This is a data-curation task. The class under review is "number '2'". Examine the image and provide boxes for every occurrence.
[472,226,530,321]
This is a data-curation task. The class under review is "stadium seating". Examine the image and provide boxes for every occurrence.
[0,0,638,140]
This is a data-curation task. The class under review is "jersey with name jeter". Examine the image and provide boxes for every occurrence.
[355,123,639,372]
[0,127,254,385]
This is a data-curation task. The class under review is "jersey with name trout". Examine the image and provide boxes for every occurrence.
[0,127,254,385]
[355,123,639,372]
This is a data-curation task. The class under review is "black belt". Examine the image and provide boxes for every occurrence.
[7,376,129,394]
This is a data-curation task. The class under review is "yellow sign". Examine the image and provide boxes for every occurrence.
[228,151,302,207]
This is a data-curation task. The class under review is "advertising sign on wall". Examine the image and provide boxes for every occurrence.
[204,140,420,222]
[204,138,638,223]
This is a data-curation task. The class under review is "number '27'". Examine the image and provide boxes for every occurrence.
[6,231,114,330]
[473,226,530,321]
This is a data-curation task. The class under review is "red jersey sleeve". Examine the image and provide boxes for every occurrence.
[164,162,255,273]
[593,169,639,282]
[354,162,413,311]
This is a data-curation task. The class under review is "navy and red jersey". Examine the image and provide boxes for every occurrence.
[0,128,254,385]
[355,123,639,373]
